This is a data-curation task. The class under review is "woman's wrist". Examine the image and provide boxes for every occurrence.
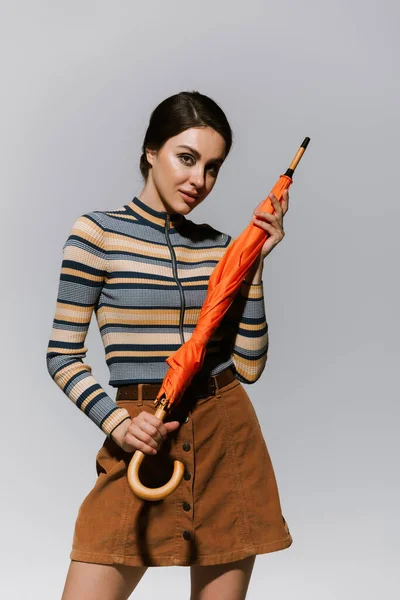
[109,416,131,443]
[243,259,264,285]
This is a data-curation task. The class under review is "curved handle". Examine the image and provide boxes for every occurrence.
[127,403,185,501]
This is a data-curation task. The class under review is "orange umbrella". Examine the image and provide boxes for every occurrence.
[128,137,311,500]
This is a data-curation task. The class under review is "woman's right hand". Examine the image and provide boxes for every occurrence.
[110,410,181,454]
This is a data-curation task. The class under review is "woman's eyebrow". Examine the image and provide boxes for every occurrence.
[176,144,224,164]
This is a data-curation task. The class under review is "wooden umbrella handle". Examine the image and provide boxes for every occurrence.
[127,404,185,501]
[283,137,310,178]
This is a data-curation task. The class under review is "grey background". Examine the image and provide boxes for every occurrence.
[1,1,399,598]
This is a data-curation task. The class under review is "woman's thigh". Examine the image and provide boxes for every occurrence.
[190,555,256,600]
[61,560,148,600]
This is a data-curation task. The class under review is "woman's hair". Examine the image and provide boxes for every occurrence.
[139,91,233,181]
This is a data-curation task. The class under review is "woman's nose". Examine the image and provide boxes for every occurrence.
[189,168,205,188]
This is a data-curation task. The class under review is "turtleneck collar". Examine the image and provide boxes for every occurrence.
[126,196,185,231]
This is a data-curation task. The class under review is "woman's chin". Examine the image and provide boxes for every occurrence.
[173,194,193,213]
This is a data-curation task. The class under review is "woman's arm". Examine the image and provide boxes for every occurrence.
[45,213,130,438]
[223,188,288,384]
[224,240,268,384]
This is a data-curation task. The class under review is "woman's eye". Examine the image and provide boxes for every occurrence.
[178,154,219,177]
[179,154,194,166]
[208,165,219,177]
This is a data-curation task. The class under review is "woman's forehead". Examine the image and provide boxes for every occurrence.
[168,127,226,160]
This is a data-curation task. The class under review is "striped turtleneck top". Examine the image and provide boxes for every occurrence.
[46,196,269,439]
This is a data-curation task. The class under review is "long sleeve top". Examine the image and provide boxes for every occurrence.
[46,196,269,439]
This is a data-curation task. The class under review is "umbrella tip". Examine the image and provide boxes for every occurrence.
[301,137,311,149]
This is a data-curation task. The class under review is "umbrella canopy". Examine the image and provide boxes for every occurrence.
[128,137,310,500]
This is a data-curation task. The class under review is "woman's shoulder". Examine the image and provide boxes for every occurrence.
[70,202,134,230]
[183,218,233,247]
[68,207,115,228]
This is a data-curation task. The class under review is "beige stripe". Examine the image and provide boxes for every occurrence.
[106,276,213,287]
[53,362,92,389]
[106,349,174,359]
[104,346,225,360]
[102,331,184,345]
[72,216,104,244]
[233,331,269,351]
[101,409,131,436]
[106,259,230,282]
[63,246,106,268]
[107,234,170,259]
[106,233,227,263]
[128,202,167,227]
[61,267,103,282]
[55,303,93,318]
[231,354,268,369]
[243,285,264,299]
[109,259,173,278]
[80,388,106,412]
[236,320,267,331]
[97,307,181,326]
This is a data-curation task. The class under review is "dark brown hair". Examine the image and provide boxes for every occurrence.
[139,91,233,181]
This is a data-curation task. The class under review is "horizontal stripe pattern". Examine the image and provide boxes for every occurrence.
[46,196,268,437]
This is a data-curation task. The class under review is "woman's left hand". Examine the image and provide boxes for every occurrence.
[251,189,289,263]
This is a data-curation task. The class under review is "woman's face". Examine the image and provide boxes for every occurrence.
[143,126,226,215]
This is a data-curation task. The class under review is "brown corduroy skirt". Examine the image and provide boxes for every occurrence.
[69,368,293,567]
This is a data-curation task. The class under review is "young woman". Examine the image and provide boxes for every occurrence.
[47,90,292,600]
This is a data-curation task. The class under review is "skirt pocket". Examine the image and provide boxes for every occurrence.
[95,437,128,480]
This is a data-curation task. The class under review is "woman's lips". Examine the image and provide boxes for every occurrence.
[179,191,197,204]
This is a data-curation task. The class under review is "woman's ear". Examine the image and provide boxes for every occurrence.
[145,148,157,166]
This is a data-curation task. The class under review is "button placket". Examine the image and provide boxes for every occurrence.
[178,411,194,544]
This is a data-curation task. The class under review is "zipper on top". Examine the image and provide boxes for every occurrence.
[165,215,186,345]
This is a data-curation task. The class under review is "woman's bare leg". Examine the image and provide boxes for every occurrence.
[61,560,148,600]
[190,555,256,600]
